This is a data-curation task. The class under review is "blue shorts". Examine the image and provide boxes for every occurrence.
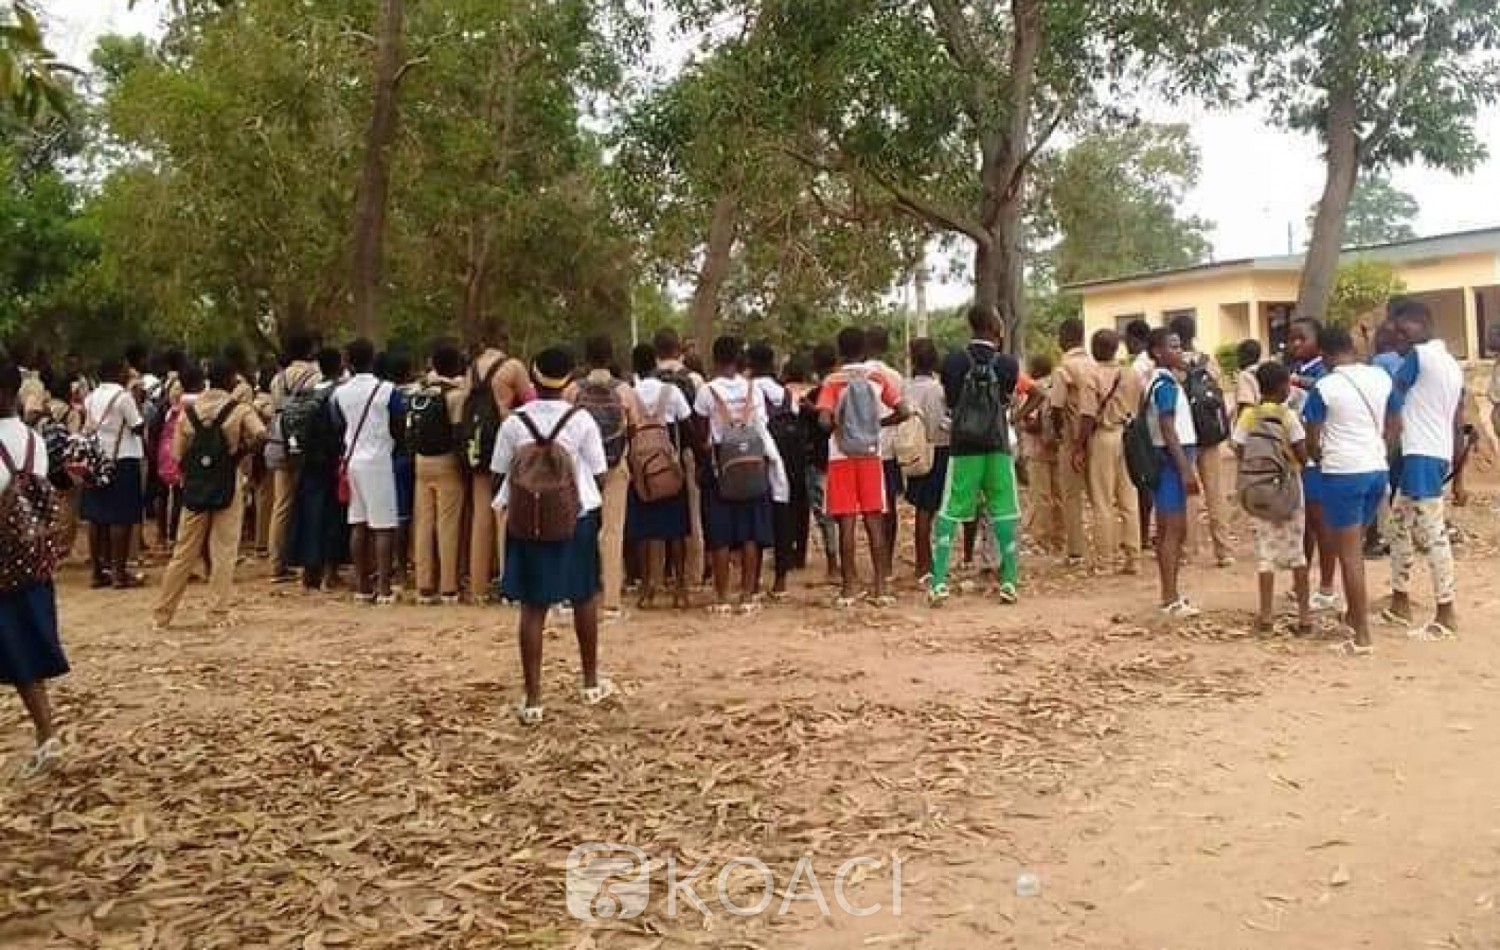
[1397,455,1448,501]
[1153,448,1197,516]
[1302,467,1323,507]
[1319,472,1387,530]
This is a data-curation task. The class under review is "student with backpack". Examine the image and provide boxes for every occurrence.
[695,335,788,613]
[152,360,267,630]
[863,326,907,575]
[333,339,407,605]
[465,325,531,603]
[748,342,804,599]
[778,353,816,575]
[653,329,708,590]
[155,364,204,552]
[409,343,469,605]
[928,306,1022,607]
[0,358,69,779]
[1231,362,1312,634]
[1016,354,1061,555]
[287,347,350,593]
[1169,314,1235,569]
[267,334,323,582]
[78,356,148,590]
[1049,318,1094,567]
[901,338,949,584]
[39,373,83,560]
[1074,330,1143,575]
[816,328,908,607]
[1144,328,1203,619]
[626,343,692,609]
[1302,326,1394,654]
[491,346,613,725]
[566,335,639,621]
[1384,298,1465,640]
[1286,317,1340,612]
[801,344,841,584]
[381,350,418,591]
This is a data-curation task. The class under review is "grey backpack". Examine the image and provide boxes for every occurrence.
[835,369,882,458]
[710,388,769,502]
[1236,405,1302,523]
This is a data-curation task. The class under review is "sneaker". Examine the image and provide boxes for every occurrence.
[927,583,951,607]
[1160,598,1201,619]
[1309,589,1341,612]
[439,594,461,606]
[997,583,1018,605]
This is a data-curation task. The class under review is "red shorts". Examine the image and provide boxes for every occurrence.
[826,457,887,517]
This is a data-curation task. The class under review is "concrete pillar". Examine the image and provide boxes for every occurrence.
[1463,286,1480,361]
[1248,299,1264,349]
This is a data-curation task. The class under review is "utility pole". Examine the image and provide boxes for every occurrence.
[915,263,930,338]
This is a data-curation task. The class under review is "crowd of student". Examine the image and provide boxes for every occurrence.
[0,295,1488,762]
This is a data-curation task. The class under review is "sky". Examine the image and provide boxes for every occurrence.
[42,1,1500,305]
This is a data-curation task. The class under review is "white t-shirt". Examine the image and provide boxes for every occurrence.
[0,417,48,491]
[1145,369,1198,448]
[693,376,789,502]
[333,374,401,467]
[1305,365,1392,475]
[489,399,607,514]
[1131,351,1154,384]
[84,382,145,460]
[1396,339,1464,461]
[634,378,692,424]
[751,376,791,416]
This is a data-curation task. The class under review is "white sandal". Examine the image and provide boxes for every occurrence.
[514,702,544,726]
[18,737,63,780]
[580,677,616,706]
[1408,621,1457,642]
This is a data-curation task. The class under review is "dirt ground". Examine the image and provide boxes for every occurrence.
[3,483,1500,949]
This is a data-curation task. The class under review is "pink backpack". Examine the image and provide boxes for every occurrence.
[157,401,185,487]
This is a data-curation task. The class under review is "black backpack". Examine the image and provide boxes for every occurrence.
[765,388,806,476]
[408,382,459,457]
[1184,355,1230,448]
[656,366,699,411]
[1124,378,1164,491]
[463,361,505,469]
[181,402,241,513]
[950,349,1010,453]
[279,368,324,457]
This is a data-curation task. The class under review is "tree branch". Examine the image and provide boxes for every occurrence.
[393,55,428,88]
[1004,108,1064,200]
[928,0,988,124]
[1360,34,1430,161]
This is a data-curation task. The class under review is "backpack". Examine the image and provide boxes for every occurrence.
[407,381,459,457]
[38,406,75,492]
[574,378,628,468]
[0,431,59,594]
[1236,405,1302,523]
[834,370,882,458]
[1124,379,1164,491]
[507,407,582,543]
[181,401,242,513]
[1184,355,1230,448]
[764,387,806,477]
[628,388,686,503]
[656,366,698,410]
[464,360,507,470]
[950,350,1010,452]
[895,411,933,478]
[156,401,185,488]
[64,390,127,488]
[710,387,769,502]
[278,368,324,460]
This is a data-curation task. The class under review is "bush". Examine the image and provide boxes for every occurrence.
[1214,342,1241,376]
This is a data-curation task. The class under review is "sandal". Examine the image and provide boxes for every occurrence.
[1331,639,1376,657]
[867,594,896,609]
[18,737,63,781]
[833,595,859,609]
[706,603,734,616]
[737,599,763,616]
[1160,598,1201,620]
[927,584,951,608]
[1408,621,1457,642]
[1378,607,1413,627]
[580,677,616,706]
[514,702,544,726]
[997,583,1018,606]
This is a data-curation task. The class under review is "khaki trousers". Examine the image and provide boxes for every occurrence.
[1191,445,1233,561]
[1023,454,1063,553]
[254,475,273,554]
[154,488,245,625]
[1087,428,1142,571]
[271,463,300,570]
[599,464,629,612]
[415,454,466,595]
[1057,443,1088,559]
[469,472,506,600]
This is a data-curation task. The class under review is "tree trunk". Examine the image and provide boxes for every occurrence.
[690,192,740,356]
[1298,88,1361,322]
[458,221,495,345]
[349,0,404,344]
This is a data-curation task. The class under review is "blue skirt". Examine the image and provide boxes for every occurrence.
[904,447,951,513]
[288,462,350,571]
[626,487,690,542]
[81,458,144,526]
[704,491,774,551]
[394,454,414,523]
[501,511,601,607]
[0,582,67,686]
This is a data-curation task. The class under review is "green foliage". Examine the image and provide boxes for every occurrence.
[1308,173,1419,247]
[1327,259,1406,327]
[1215,343,1241,376]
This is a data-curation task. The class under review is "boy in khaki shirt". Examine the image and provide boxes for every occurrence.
[153,360,268,629]
[1074,330,1143,574]
[412,344,471,604]
[467,330,532,602]
[1049,317,1093,565]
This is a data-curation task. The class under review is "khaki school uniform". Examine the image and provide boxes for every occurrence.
[269,360,321,572]
[414,372,469,597]
[153,389,267,626]
[467,348,530,600]
[1050,347,1094,560]
[1020,377,1062,553]
[565,369,642,613]
[1080,363,1143,572]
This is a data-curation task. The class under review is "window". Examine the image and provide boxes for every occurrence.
[1161,308,1196,326]
[1113,313,1145,334]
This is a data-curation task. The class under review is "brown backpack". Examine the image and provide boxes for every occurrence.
[0,432,60,594]
[507,407,582,543]
[628,388,685,503]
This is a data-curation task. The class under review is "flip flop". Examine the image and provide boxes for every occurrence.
[580,677,616,706]
[833,596,859,609]
[1378,607,1413,627]
[514,702,544,726]
[18,737,63,781]
[1331,639,1375,657]
[1408,621,1457,642]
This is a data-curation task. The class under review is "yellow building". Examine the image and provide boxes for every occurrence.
[1070,226,1500,360]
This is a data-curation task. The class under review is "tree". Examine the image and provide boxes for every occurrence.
[1253,0,1500,321]
[1306,173,1418,247]
[1327,259,1406,329]
[348,0,406,343]
[0,2,75,120]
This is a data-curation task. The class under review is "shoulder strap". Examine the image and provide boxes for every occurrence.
[1100,370,1123,415]
[0,435,19,478]
[514,409,543,443]
[545,405,580,443]
[342,382,385,465]
[212,400,239,430]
